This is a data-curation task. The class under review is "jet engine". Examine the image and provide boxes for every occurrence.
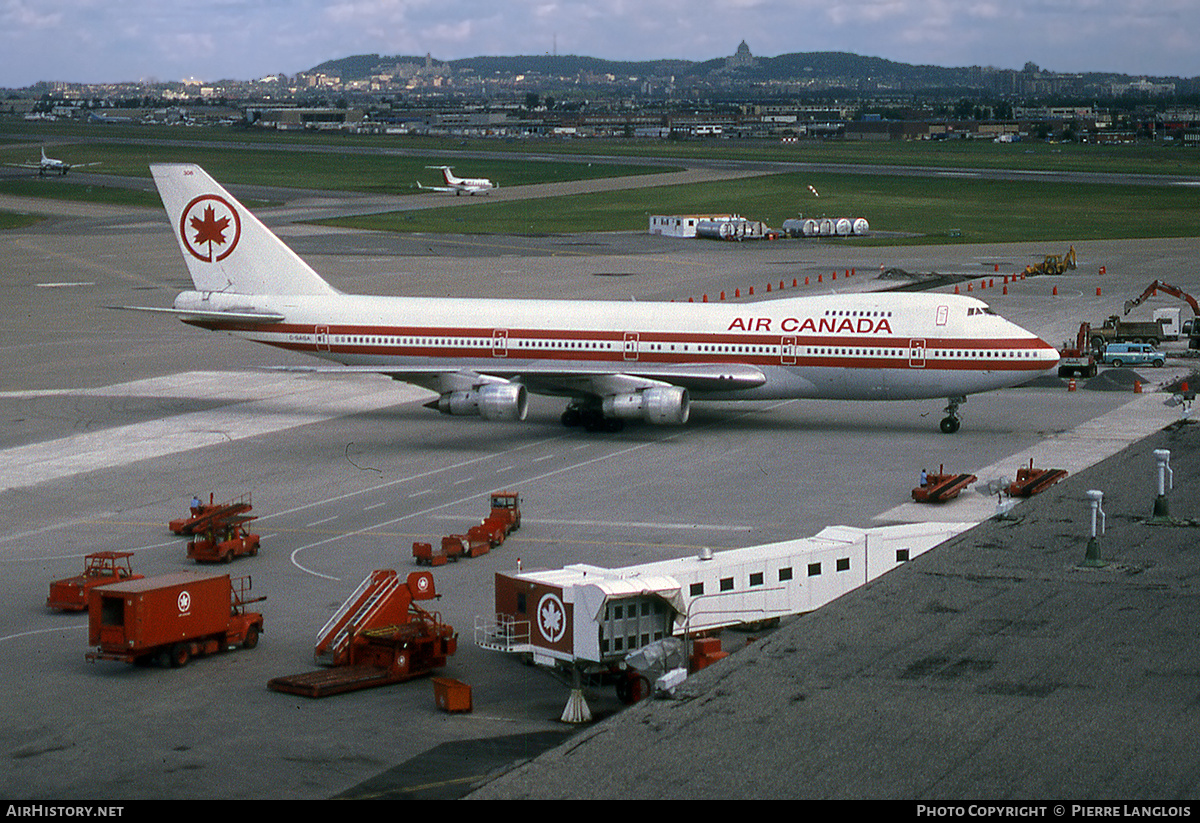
[602,386,690,425]
[434,383,528,421]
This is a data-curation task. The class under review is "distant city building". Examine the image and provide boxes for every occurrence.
[726,41,757,70]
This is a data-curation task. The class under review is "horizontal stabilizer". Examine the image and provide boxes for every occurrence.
[111,305,285,324]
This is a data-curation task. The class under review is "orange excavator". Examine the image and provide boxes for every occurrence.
[1124,280,1200,349]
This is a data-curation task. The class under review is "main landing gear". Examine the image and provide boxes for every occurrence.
[561,402,625,433]
[940,396,965,434]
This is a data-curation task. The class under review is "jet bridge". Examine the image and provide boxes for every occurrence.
[478,522,972,673]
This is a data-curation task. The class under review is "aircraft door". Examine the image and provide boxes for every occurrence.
[908,338,927,368]
[315,325,330,352]
[781,336,797,365]
[623,332,639,361]
[492,329,509,358]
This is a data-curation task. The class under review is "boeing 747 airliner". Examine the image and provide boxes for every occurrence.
[132,163,1059,433]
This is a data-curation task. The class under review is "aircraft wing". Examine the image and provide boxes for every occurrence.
[273,362,767,395]
[5,163,42,170]
[416,181,456,193]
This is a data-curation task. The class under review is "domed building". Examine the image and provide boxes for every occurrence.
[726,40,757,69]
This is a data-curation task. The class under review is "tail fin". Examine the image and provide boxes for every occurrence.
[151,163,336,296]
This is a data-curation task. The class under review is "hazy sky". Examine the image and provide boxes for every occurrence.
[2,0,1196,88]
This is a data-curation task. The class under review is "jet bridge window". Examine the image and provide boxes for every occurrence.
[599,595,673,657]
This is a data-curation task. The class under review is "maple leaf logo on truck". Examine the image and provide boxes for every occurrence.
[179,194,241,262]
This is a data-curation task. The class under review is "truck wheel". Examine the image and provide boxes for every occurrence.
[616,672,652,705]
[243,626,260,649]
[170,643,190,668]
[1111,359,1123,367]
[1153,359,1164,368]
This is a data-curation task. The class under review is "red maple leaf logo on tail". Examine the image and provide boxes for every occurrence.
[179,194,241,263]
[190,204,230,250]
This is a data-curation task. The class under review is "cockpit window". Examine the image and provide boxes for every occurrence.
[967,307,998,316]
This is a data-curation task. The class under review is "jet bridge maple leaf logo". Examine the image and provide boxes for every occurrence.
[537,593,567,644]
[179,194,241,262]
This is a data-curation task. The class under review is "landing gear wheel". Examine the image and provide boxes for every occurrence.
[561,407,582,427]
[940,396,965,434]
[603,417,625,433]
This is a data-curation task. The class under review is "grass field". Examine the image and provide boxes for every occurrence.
[0,140,670,195]
[2,122,1198,243]
[320,171,1200,245]
[6,118,1200,177]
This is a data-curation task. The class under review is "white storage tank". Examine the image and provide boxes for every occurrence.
[852,217,870,235]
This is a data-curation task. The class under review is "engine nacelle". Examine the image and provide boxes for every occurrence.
[602,387,690,425]
[436,383,528,421]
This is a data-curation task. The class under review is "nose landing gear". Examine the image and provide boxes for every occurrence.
[940,396,965,434]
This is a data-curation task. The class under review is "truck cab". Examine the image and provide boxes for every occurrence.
[1102,342,1165,368]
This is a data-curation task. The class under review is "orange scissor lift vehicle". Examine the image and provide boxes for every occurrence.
[267,569,457,698]
[171,493,260,564]
[47,552,143,612]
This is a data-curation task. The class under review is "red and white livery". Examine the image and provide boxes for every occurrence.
[141,163,1059,433]
[416,165,496,195]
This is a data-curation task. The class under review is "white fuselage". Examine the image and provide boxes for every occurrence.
[175,289,1059,402]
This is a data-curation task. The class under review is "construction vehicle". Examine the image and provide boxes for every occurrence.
[1088,315,1169,351]
[1058,323,1098,378]
[47,552,143,612]
[911,465,978,503]
[1024,245,1076,276]
[1123,280,1200,349]
[86,572,265,668]
[267,569,456,698]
